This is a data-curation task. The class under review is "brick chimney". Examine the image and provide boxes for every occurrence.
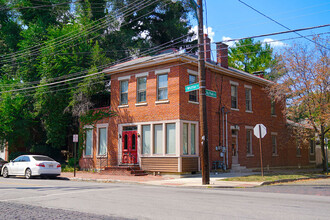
[204,34,211,62]
[216,42,228,68]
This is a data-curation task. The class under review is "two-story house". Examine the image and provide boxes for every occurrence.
[79,35,312,174]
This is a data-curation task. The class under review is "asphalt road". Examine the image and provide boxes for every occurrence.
[0,177,329,220]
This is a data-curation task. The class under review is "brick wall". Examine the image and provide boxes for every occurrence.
[80,60,310,170]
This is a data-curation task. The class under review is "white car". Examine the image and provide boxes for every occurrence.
[1,155,61,179]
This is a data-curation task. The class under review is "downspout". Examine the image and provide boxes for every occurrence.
[225,112,228,167]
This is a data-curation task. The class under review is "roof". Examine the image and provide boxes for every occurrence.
[103,50,273,86]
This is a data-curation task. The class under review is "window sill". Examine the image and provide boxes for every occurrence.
[245,110,253,113]
[271,114,277,117]
[246,154,254,157]
[231,108,239,111]
[135,102,147,107]
[296,155,302,158]
[272,154,279,157]
[83,155,93,159]
[118,105,129,108]
[188,101,199,105]
[155,100,170,105]
[96,155,107,158]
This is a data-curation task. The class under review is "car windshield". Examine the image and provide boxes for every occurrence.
[32,156,55,161]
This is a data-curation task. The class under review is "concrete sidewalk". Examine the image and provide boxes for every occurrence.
[59,171,262,188]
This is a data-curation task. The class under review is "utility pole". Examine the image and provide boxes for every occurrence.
[197,0,210,185]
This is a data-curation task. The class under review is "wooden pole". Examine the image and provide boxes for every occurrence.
[259,125,264,177]
[197,0,209,185]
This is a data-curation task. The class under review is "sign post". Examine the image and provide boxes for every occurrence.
[73,134,78,177]
[254,124,267,177]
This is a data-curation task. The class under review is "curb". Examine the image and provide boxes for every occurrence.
[261,175,330,186]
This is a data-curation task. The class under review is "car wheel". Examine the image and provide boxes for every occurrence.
[25,168,32,179]
[2,167,9,178]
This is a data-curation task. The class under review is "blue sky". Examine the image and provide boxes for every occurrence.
[190,0,330,52]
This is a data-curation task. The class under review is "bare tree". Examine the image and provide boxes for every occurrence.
[269,36,329,171]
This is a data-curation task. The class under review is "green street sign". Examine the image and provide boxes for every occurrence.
[185,83,199,92]
[206,89,217,98]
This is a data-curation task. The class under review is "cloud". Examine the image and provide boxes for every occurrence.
[262,38,287,47]
[190,25,215,42]
[221,36,237,47]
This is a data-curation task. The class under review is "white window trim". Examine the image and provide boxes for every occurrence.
[135,72,149,78]
[155,100,170,104]
[83,125,93,158]
[135,103,147,106]
[118,120,199,163]
[136,76,147,104]
[119,80,129,106]
[187,69,198,76]
[118,75,131,81]
[96,124,108,158]
[244,85,252,89]
[188,101,199,105]
[157,73,168,101]
[155,69,170,75]
[118,105,129,108]
[230,81,239,86]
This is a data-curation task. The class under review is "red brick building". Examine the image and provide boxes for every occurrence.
[79,37,313,173]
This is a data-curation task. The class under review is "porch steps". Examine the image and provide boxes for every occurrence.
[101,165,148,176]
[230,164,252,173]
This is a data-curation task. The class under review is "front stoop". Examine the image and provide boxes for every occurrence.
[100,165,148,176]
[230,164,252,173]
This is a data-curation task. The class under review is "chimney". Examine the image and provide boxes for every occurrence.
[204,34,211,62]
[216,42,228,68]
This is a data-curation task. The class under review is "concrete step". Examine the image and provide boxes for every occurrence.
[230,164,252,173]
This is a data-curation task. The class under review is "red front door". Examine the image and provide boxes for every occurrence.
[122,130,138,164]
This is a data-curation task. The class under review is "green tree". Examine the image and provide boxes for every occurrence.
[269,36,329,171]
[228,38,277,80]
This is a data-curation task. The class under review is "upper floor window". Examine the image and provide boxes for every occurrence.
[120,80,128,105]
[137,77,147,103]
[271,99,276,115]
[189,74,198,102]
[157,74,168,100]
[231,84,238,109]
[309,139,315,155]
[245,88,252,111]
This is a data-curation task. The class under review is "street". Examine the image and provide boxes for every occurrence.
[0,177,329,219]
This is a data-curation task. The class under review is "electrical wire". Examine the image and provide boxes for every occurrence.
[0,0,152,62]
[238,0,329,50]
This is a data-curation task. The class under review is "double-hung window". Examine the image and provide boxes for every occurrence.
[142,125,150,154]
[120,80,128,105]
[271,134,277,155]
[137,77,147,103]
[245,88,252,111]
[189,74,198,102]
[271,99,276,115]
[246,129,252,155]
[98,127,107,156]
[157,74,168,100]
[85,129,93,156]
[231,84,238,109]
[166,123,176,154]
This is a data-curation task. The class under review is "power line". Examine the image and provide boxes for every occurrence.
[0,0,151,62]
[214,24,330,44]
[238,0,329,50]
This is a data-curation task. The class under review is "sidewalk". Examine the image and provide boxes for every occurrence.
[59,171,263,188]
